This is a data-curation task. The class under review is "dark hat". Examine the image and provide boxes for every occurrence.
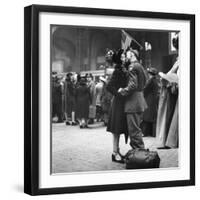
[86,73,93,78]
[66,72,73,78]
[147,67,158,76]
[79,76,87,85]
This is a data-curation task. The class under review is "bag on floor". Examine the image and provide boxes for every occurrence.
[125,148,160,169]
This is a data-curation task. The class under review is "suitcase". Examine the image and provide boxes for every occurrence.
[125,148,160,169]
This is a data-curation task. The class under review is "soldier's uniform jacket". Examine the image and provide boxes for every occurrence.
[121,61,148,113]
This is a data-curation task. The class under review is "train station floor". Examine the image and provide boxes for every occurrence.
[52,122,178,174]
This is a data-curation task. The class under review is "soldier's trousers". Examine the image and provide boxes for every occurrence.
[126,112,145,149]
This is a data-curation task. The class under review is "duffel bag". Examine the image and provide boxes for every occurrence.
[125,148,160,169]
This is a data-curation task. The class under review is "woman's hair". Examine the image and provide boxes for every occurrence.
[105,48,125,65]
[112,49,124,65]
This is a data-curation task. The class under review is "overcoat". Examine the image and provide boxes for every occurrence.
[64,80,76,115]
[52,80,62,119]
[120,61,147,113]
[75,82,91,119]
[88,80,96,105]
[143,77,160,122]
[106,65,128,140]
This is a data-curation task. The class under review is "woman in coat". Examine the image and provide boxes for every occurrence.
[106,49,128,163]
[75,76,91,128]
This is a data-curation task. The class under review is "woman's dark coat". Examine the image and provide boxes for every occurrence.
[143,77,160,122]
[106,65,128,142]
[64,80,76,115]
[75,82,91,119]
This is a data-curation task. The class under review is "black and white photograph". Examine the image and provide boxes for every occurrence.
[24,5,195,195]
[0,0,199,198]
[51,25,179,174]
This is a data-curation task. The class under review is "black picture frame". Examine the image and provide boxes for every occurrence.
[24,4,195,196]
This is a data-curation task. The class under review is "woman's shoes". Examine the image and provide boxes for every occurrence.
[112,153,125,164]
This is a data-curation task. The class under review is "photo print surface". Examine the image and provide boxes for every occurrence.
[50,25,179,174]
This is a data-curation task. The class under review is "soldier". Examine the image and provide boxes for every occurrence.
[118,40,147,149]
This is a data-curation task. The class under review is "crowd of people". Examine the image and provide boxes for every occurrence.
[52,71,113,128]
[52,34,179,164]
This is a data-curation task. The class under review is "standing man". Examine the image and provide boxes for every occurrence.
[86,73,96,124]
[142,67,160,137]
[118,40,147,149]
[53,75,63,123]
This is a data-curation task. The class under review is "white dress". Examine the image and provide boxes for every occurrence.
[156,57,179,148]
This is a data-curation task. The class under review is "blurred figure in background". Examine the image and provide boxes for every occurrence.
[76,76,91,128]
[52,75,63,123]
[95,77,104,122]
[64,73,77,126]
[86,73,96,124]
[100,75,113,126]
[141,67,160,137]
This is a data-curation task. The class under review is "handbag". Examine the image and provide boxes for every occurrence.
[125,148,160,169]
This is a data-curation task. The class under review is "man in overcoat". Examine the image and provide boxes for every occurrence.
[118,40,147,149]
[142,67,160,137]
